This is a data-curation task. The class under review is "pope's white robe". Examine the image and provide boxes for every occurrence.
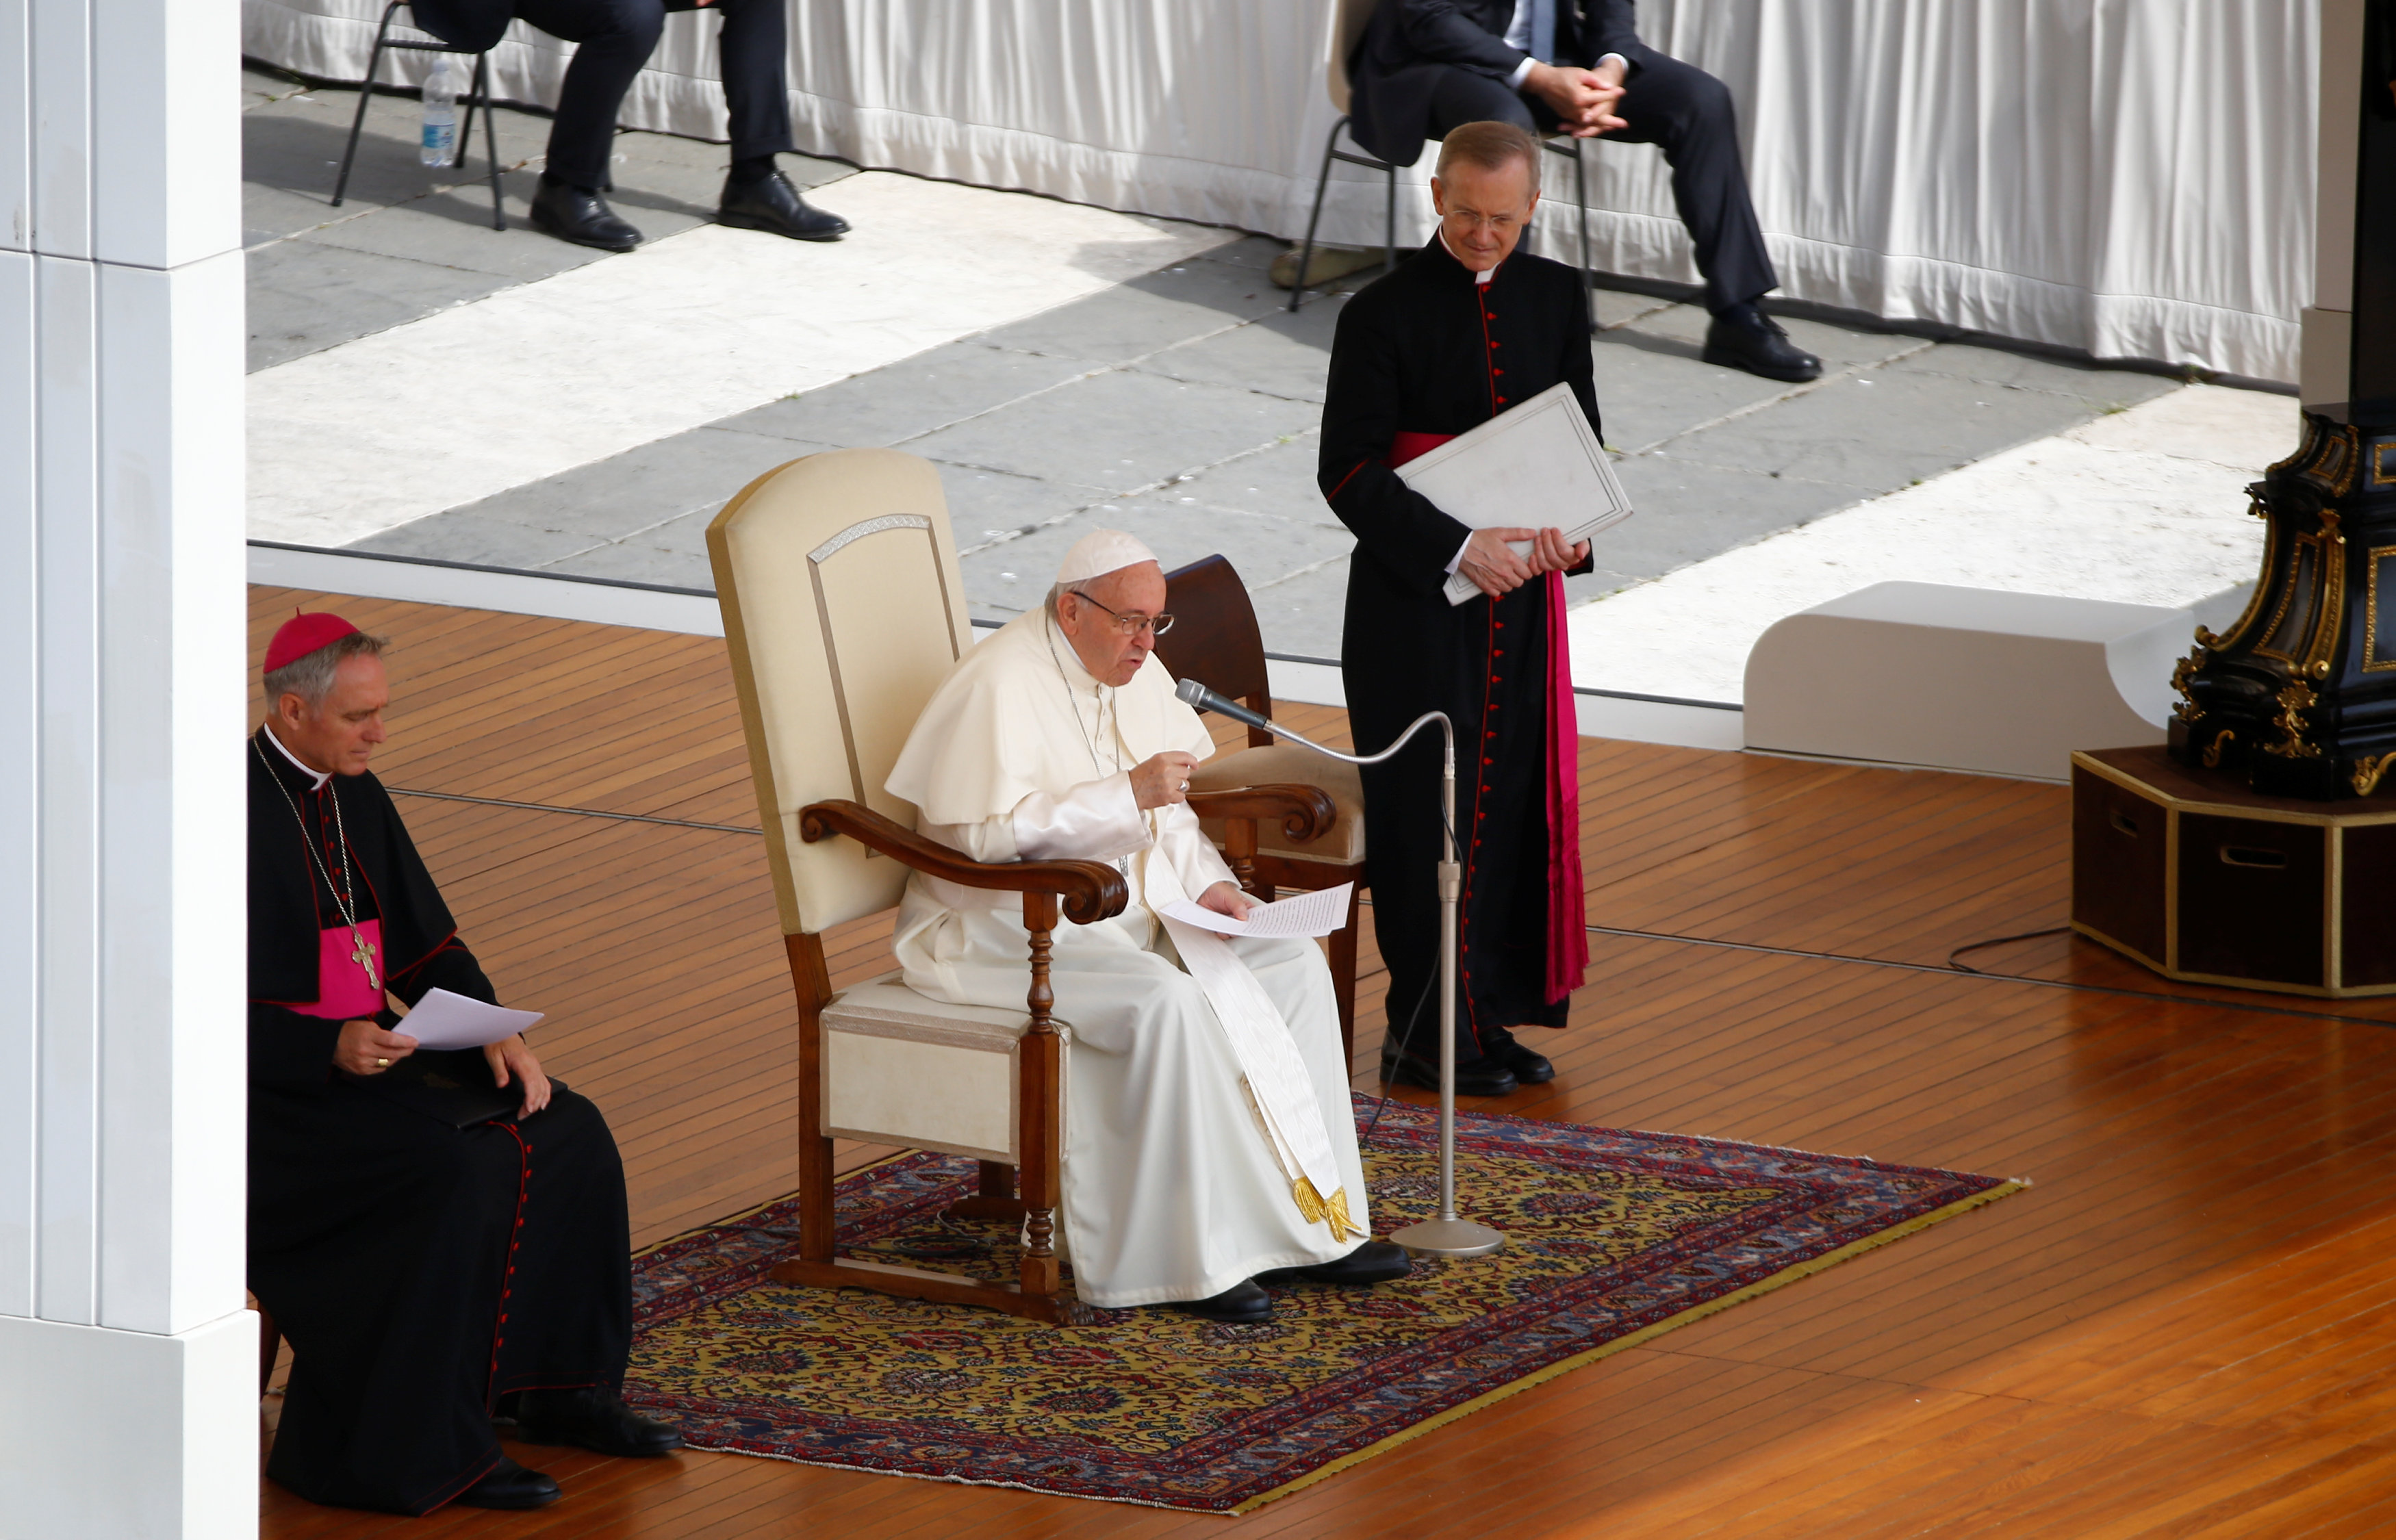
[884,608,1368,1307]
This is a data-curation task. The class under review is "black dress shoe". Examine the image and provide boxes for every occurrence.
[1702,303,1823,382]
[1259,1240,1413,1287]
[1488,1034,1555,1085]
[1379,1051,1519,1098]
[1173,1279,1273,1323]
[529,179,643,253]
[718,170,850,241]
[457,1456,561,1510]
[515,1386,685,1458]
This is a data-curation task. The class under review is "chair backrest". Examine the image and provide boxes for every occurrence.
[1327,0,1382,115]
[708,450,973,936]
[1154,555,1275,749]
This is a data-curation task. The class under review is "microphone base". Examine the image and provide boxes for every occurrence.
[1389,1217,1505,1259]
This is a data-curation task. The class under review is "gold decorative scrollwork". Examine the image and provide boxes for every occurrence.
[2201,729,2236,769]
[2171,646,2208,724]
[2354,752,2396,797]
[2197,515,2276,656]
[2265,681,2323,759]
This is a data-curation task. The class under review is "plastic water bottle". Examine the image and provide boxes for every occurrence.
[420,60,457,168]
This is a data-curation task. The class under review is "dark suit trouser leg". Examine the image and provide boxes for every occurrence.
[1610,50,1776,312]
[1420,68,1542,138]
[705,0,798,162]
[515,0,665,189]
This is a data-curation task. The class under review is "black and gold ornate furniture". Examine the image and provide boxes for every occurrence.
[2167,415,2396,799]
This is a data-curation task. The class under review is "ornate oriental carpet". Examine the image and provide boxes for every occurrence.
[624,1097,2022,1514]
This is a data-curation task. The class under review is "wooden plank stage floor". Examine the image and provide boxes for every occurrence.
[251,585,2396,1538]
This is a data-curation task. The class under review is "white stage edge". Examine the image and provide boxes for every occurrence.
[1744,581,2252,782]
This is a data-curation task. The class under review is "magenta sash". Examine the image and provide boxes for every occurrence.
[291,919,385,1020]
[1386,431,1586,1005]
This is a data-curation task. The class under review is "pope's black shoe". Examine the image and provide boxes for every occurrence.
[1379,1050,1519,1099]
[1173,1279,1273,1323]
[1702,302,1822,383]
[515,1386,685,1458]
[529,179,643,253]
[457,1456,561,1510]
[1259,1240,1413,1287]
[718,170,850,241]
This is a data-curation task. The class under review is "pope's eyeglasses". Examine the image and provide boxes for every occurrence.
[1071,591,1176,637]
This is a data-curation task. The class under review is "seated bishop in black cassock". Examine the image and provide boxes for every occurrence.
[247,611,681,1514]
[1320,122,1598,1101]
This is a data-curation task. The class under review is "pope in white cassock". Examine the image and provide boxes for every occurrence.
[884,530,1412,1322]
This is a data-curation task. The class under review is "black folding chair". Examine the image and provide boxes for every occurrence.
[330,0,506,230]
[1289,0,1596,317]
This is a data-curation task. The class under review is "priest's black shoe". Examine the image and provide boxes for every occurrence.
[529,178,642,253]
[1379,1051,1518,1099]
[457,1457,561,1510]
[1173,1279,1273,1323]
[718,170,850,242]
[1259,1241,1413,1287]
[515,1386,685,1458]
[1701,303,1822,383]
[1484,1031,1555,1086]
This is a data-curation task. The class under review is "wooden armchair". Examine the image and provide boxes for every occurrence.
[706,451,1331,1322]
[1156,555,1370,1062]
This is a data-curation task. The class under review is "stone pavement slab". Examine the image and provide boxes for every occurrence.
[246,77,2226,673]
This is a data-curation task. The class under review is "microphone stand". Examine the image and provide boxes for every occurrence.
[1176,681,1503,1259]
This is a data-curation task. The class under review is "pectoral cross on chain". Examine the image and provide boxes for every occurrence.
[350,932,381,990]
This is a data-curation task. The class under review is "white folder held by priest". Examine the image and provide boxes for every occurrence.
[882,528,1412,1320]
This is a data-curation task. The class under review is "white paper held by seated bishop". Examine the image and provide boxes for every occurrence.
[1394,381,1634,606]
[395,988,544,1050]
[1160,883,1353,938]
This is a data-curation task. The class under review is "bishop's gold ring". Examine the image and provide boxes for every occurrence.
[375,1057,390,1068]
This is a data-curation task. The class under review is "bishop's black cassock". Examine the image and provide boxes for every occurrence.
[1320,238,1594,1068]
[248,730,633,1514]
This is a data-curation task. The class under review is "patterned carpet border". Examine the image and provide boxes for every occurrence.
[624,1098,2025,1514]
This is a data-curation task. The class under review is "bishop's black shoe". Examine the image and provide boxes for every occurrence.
[1379,1049,1519,1099]
[717,170,850,241]
[515,1386,685,1458]
[1259,1241,1413,1287]
[457,1456,561,1510]
[1702,302,1823,383]
[529,179,643,253]
[1173,1279,1273,1323]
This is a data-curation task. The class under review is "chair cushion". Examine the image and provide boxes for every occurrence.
[821,973,1029,1162]
[1191,744,1367,866]
[824,973,1029,1047]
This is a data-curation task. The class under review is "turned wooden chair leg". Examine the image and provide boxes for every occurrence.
[1018,893,1064,1302]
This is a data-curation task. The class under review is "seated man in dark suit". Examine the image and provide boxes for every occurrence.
[411,0,847,252]
[1349,0,1821,382]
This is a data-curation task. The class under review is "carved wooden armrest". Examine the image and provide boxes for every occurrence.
[798,799,1128,925]
[1186,783,1337,845]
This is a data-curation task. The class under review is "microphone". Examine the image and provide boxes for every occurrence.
[1174,676,1275,734]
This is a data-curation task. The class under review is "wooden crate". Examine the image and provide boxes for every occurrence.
[2072,745,2396,996]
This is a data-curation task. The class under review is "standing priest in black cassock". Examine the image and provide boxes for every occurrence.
[1321,122,1595,1099]
[248,612,681,1514]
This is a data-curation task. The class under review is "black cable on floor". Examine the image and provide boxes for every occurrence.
[1948,925,2072,974]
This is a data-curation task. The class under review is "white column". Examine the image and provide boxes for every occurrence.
[0,0,255,1534]
[2302,0,2365,409]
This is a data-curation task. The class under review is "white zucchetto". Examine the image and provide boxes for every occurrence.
[1054,528,1159,585]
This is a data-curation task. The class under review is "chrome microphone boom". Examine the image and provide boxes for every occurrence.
[1173,676,1503,1258]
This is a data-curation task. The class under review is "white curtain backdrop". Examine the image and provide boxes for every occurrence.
[244,0,2315,383]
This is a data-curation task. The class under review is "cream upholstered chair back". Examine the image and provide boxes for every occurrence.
[1327,0,1381,114]
[707,450,972,936]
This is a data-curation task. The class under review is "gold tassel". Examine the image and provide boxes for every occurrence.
[1292,1178,1365,1242]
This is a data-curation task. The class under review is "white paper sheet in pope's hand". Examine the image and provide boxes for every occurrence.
[1393,382,1635,606]
[1158,883,1353,939]
[396,988,544,1050]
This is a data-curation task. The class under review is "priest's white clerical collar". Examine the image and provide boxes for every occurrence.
[262,723,333,792]
[1438,229,1497,285]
